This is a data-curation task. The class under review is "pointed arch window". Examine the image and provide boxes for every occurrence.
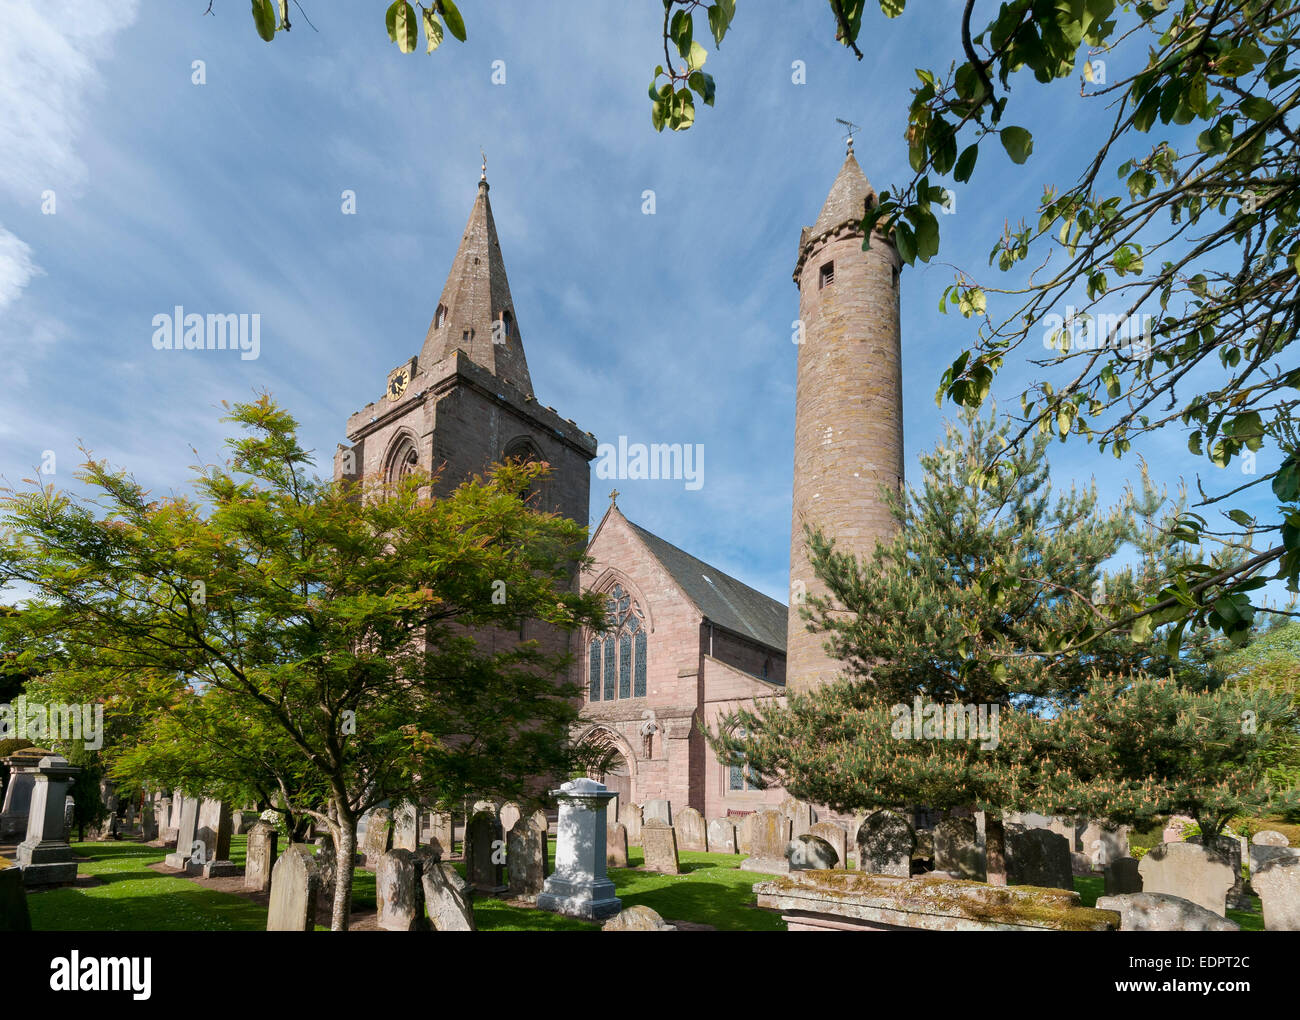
[728,725,761,791]
[384,435,419,488]
[435,304,448,329]
[587,583,648,702]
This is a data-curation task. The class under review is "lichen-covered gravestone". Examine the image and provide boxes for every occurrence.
[640,819,680,875]
[779,796,815,838]
[741,810,793,873]
[244,821,279,893]
[423,860,476,930]
[507,814,546,899]
[603,904,675,931]
[856,809,916,877]
[1104,857,1142,896]
[1008,828,1073,890]
[1137,842,1234,916]
[934,817,985,881]
[623,803,642,847]
[1251,854,1300,931]
[1095,892,1238,931]
[643,799,671,825]
[808,822,847,870]
[392,802,419,852]
[674,807,707,852]
[361,807,392,868]
[376,848,428,931]
[787,833,839,870]
[707,817,736,854]
[266,845,319,931]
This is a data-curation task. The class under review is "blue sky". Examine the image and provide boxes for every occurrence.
[0,1,1282,606]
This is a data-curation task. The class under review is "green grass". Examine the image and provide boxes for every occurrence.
[25,838,784,931]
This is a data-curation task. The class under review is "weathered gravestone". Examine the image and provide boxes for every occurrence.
[427,811,455,861]
[197,798,238,878]
[499,801,522,837]
[1138,842,1234,916]
[737,812,755,854]
[313,835,338,918]
[606,821,629,868]
[857,809,916,877]
[465,809,506,894]
[361,807,392,868]
[536,778,621,920]
[780,795,814,838]
[740,810,792,874]
[0,855,31,931]
[16,755,82,886]
[1251,854,1300,931]
[640,819,680,875]
[0,747,47,840]
[507,814,547,899]
[787,833,839,870]
[1104,857,1143,896]
[603,904,675,931]
[266,845,319,931]
[1096,892,1238,931]
[1253,829,1290,847]
[1008,828,1073,890]
[623,803,642,847]
[376,848,428,931]
[244,821,278,893]
[164,796,200,872]
[934,817,985,881]
[1190,834,1250,909]
[643,799,671,826]
[422,860,476,930]
[392,802,419,852]
[808,822,847,870]
[1249,843,1300,876]
[707,817,736,854]
[674,807,707,852]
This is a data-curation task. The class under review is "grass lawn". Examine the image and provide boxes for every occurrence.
[24,838,785,932]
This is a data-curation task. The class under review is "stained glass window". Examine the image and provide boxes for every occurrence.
[587,582,649,702]
[603,637,616,701]
[589,642,600,701]
[619,634,632,698]
[634,630,647,697]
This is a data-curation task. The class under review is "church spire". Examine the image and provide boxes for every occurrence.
[419,164,534,396]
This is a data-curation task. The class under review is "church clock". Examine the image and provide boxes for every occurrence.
[386,358,417,402]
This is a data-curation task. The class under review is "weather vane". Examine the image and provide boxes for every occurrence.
[480,147,487,181]
[836,117,860,153]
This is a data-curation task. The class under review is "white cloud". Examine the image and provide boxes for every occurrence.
[0,228,39,309]
[0,0,141,200]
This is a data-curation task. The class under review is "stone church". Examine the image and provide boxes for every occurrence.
[335,144,902,822]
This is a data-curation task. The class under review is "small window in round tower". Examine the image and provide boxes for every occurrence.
[819,261,835,288]
[435,304,448,328]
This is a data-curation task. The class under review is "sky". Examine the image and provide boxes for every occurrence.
[0,0,1283,606]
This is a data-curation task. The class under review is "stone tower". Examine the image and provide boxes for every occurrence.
[786,142,904,693]
[335,165,595,521]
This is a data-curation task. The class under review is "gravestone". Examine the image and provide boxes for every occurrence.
[1007,828,1073,890]
[1251,854,1300,931]
[623,803,642,847]
[422,860,476,930]
[163,793,183,846]
[809,822,847,870]
[737,813,755,854]
[62,796,76,840]
[1096,892,1238,931]
[779,795,814,838]
[643,799,671,826]
[1162,814,1195,844]
[140,800,157,841]
[155,794,173,845]
[674,807,707,852]
[1191,834,1250,909]
[0,748,46,840]
[934,817,985,881]
[465,810,506,894]
[392,802,419,852]
[707,817,736,854]
[313,834,338,918]
[1249,843,1300,877]
[1080,819,1129,868]
[499,801,522,837]
[0,855,31,931]
[740,810,792,873]
[602,904,675,931]
[427,812,455,861]
[376,848,427,931]
[787,833,839,870]
[536,778,621,920]
[857,809,916,877]
[361,807,392,868]
[266,845,318,931]
[507,814,546,899]
[1253,829,1290,847]
[244,821,278,893]
[640,819,680,875]
[1104,856,1143,895]
[197,798,238,878]
[1138,842,1235,915]
[606,821,629,868]
[16,755,82,886]
[164,797,201,872]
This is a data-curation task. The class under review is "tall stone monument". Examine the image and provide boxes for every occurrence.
[15,754,82,886]
[536,778,621,921]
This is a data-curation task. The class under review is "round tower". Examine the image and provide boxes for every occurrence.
[786,142,904,693]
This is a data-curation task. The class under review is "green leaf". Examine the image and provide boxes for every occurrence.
[1226,509,1254,527]
[915,209,940,260]
[1000,126,1033,164]
[707,0,735,46]
[423,9,443,52]
[388,1,417,52]
[894,221,916,263]
[671,9,693,58]
[687,40,708,72]
[688,71,716,107]
[1240,96,1276,122]
[954,144,978,183]
[251,0,277,41]
[438,0,467,42]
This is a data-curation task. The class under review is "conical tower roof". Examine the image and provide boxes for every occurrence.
[809,144,877,238]
[419,173,533,396]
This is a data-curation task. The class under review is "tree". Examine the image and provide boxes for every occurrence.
[0,396,605,930]
[710,407,1296,839]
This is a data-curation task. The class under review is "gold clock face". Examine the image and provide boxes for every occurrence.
[387,368,410,401]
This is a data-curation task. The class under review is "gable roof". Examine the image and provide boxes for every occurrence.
[625,519,788,653]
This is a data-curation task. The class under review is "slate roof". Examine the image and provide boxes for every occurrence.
[809,148,877,238]
[627,520,789,654]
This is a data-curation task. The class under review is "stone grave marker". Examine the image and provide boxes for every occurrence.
[857,809,915,877]
[266,845,318,931]
[674,807,707,852]
[640,819,680,875]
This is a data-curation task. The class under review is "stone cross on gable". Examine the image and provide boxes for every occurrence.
[608,489,620,506]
